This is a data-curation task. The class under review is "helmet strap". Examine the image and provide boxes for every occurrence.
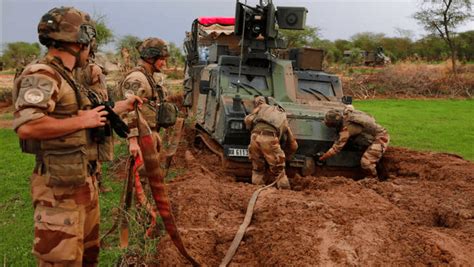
[59,44,87,68]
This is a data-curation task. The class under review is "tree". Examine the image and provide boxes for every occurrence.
[333,39,353,62]
[380,37,413,61]
[413,0,473,72]
[279,26,320,48]
[93,13,114,48]
[413,34,449,61]
[1,42,41,68]
[167,42,185,67]
[350,32,385,51]
[456,30,474,61]
[116,35,141,65]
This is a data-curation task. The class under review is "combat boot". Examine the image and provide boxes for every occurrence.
[251,171,265,185]
[276,174,291,190]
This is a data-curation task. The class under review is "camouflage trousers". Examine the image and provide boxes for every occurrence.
[31,171,100,266]
[248,132,290,189]
[360,132,390,177]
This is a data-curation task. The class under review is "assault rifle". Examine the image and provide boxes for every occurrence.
[87,90,129,141]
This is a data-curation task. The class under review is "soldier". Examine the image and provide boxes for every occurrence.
[12,7,141,265]
[75,43,112,193]
[319,107,390,178]
[244,96,298,189]
[120,47,131,72]
[120,37,170,158]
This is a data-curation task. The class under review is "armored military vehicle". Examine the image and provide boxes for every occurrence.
[343,47,391,66]
[183,0,364,178]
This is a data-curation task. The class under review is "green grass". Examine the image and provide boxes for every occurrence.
[0,132,161,265]
[354,99,474,161]
[0,69,16,75]
[0,129,35,266]
[0,113,13,120]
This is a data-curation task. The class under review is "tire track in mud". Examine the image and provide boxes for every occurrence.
[156,141,474,266]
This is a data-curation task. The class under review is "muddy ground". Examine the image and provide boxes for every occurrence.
[155,129,474,266]
[2,71,473,265]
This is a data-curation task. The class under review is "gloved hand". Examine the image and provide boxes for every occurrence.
[319,153,329,161]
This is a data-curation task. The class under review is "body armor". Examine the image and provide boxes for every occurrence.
[253,104,288,136]
[14,58,97,186]
[346,110,386,146]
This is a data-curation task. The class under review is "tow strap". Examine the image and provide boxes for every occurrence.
[135,108,200,266]
[101,109,198,265]
[219,174,280,267]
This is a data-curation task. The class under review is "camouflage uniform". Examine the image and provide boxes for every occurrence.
[13,7,101,265]
[75,62,113,192]
[244,96,298,189]
[120,37,170,150]
[320,108,390,177]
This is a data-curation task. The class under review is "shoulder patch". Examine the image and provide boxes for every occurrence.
[16,75,56,109]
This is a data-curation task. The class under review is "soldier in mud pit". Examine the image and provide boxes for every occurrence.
[119,37,171,159]
[244,96,298,189]
[12,7,141,265]
[75,40,113,193]
[319,107,390,178]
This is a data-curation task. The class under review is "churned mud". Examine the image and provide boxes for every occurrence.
[156,129,474,266]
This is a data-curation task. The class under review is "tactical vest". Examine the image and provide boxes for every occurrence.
[75,63,114,161]
[253,104,287,137]
[15,58,96,186]
[121,66,177,129]
[120,67,157,127]
[345,110,385,146]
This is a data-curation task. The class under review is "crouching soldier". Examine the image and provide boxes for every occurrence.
[244,96,298,189]
[319,107,390,178]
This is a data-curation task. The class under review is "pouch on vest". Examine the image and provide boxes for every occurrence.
[98,134,114,161]
[20,138,41,154]
[41,129,88,150]
[157,102,178,128]
[43,147,88,187]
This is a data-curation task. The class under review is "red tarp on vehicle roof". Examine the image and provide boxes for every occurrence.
[198,17,235,26]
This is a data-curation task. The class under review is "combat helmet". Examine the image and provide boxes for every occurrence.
[254,96,267,106]
[38,6,96,47]
[324,109,343,128]
[137,38,170,59]
[253,96,278,107]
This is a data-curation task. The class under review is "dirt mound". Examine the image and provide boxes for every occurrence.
[156,142,474,266]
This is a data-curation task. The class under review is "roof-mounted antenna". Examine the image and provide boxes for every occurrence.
[236,0,247,94]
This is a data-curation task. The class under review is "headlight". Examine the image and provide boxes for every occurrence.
[229,121,244,130]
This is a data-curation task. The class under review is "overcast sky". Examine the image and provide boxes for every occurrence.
[1,0,473,52]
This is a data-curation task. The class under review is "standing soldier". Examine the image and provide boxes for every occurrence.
[75,44,113,193]
[120,37,170,158]
[244,96,298,189]
[121,47,132,72]
[12,7,140,265]
[319,107,390,178]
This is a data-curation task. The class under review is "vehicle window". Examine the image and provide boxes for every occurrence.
[298,80,335,97]
[223,73,270,95]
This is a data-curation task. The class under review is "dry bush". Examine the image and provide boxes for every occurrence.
[342,62,474,99]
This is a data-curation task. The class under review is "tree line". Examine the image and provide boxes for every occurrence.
[1,1,471,71]
[279,28,474,64]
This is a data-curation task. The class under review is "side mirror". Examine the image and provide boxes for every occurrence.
[342,95,353,105]
[199,80,210,94]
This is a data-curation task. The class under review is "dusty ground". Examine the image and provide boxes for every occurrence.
[155,128,474,266]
